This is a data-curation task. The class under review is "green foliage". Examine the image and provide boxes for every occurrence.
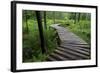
[23,30,41,62]
[45,29,58,54]
[46,19,54,25]
[23,28,57,62]
[22,10,91,62]
[23,18,57,62]
[61,20,91,44]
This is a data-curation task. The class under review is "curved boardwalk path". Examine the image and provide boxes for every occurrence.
[47,24,90,61]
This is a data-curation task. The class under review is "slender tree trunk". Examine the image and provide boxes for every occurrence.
[77,13,82,31]
[25,11,29,33]
[85,13,88,20]
[44,11,47,29]
[43,11,48,54]
[74,13,77,24]
[35,11,47,54]
[53,12,56,24]
[78,13,80,22]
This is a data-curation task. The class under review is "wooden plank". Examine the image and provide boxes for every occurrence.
[62,41,89,48]
[54,49,82,60]
[57,47,90,59]
[61,43,90,52]
[50,52,69,61]
[60,45,90,56]
[47,56,56,61]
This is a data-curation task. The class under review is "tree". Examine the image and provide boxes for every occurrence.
[77,13,80,22]
[35,11,47,54]
[25,10,29,33]
[43,11,47,29]
[53,11,56,24]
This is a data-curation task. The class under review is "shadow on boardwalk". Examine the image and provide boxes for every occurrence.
[47,24,90,61]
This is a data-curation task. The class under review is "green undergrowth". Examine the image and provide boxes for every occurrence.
[59,20,91,44]
[23,19,57,62]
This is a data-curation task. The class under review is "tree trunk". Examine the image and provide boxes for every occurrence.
[74,13,77,24]
[44,11,47,29]
[78,13,80,22]
[35,11,47,54]
[25,11,29,33]
[53,12,56,24]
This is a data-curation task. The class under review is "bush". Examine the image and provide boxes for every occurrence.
[68,20,91,44]
[44,28,58,54]
[23,20,58,62]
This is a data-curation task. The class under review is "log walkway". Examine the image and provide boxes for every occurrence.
[47,24,90,61]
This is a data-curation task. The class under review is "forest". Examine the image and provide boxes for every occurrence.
[22,10,91,62]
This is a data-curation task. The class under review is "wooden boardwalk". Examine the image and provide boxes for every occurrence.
[47,24,90,61]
